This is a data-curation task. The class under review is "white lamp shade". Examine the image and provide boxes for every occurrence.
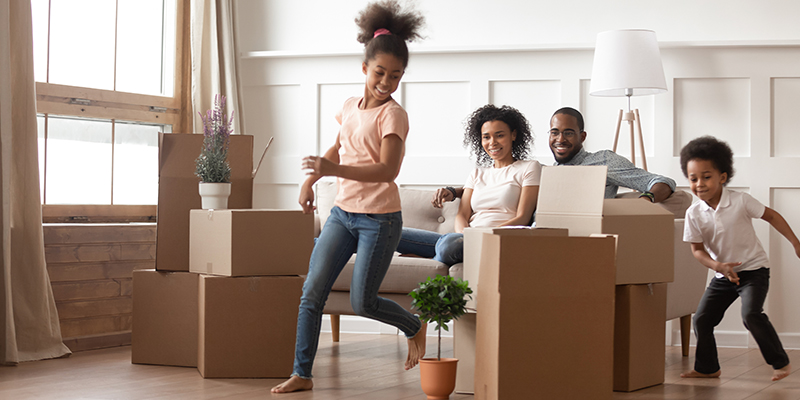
[589,29,667,97]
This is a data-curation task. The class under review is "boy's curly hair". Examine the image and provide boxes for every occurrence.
[679,136,735,183]
[355,0,425,68]
[463,105,533,167]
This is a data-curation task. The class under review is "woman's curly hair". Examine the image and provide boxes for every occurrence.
[354,0,425,68]
[463,105,533,167]
[679,135,735,184]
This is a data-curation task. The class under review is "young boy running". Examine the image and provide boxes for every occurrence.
[680,136,799,381]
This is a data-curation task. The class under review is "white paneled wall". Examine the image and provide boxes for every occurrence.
[236,1,800,345]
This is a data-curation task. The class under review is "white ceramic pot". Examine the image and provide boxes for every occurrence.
[198,182,232,209]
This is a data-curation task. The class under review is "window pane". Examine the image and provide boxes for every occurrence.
[48,0,116,90]
[31,0,49,82]
[113,121,164,205]
[116,0,175,96]
[37,115,46,202]
[46,116,112,204]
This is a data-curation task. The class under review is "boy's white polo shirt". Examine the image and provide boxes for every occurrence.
[684,187,769,277]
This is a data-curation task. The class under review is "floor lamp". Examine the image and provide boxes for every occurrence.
[589,30,667,171]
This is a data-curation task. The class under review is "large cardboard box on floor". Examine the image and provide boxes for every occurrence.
[536,166,675,285]
[474,232,617,400]
[614,283,668,392]
[190,209,313,276]
[131,269,198,367]
[156,133,254,272]
[198,274,303,378]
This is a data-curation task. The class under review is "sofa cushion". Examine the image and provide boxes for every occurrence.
[315,180,460,234]
[331,254,449,294]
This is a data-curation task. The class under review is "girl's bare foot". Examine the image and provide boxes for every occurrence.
[405,323,427,370]
[271,376,313,393]
[772,364,791,381]
[680,369,721,378]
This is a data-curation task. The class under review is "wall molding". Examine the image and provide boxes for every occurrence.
[241,40,800,60]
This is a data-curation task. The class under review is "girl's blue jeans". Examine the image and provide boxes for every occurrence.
[395,227,464,266]
[292,206,422,379]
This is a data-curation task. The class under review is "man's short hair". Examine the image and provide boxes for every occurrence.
[679,135,735,183]
[552,107,585,132]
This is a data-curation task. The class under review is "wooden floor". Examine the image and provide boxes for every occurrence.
[1,334,799,399]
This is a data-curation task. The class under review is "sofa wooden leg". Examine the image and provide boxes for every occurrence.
[680,314,692,357]
[331,314,340,343]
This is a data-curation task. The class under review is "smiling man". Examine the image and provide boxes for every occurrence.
[431,107,676,207]
[548,107,675,202]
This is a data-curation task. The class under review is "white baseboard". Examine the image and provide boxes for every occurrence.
[668,323,800,350]
[321,315,452,337]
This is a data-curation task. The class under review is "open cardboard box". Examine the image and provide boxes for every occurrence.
[190,209,313,276]
[156,133,255,272]
[535,166,674,285]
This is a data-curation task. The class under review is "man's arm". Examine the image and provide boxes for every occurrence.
[600,150,676,203]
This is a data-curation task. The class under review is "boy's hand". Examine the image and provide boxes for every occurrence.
[716,261,742,285]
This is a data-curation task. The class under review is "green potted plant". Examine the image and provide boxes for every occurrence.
[195,94,234,209]
[410,274,473,400]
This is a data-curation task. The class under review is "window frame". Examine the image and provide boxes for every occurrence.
[36,0,191,223]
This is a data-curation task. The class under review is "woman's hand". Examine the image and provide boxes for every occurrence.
[302,156,338,177]
[431,188,454,209]
[298,183,316,214]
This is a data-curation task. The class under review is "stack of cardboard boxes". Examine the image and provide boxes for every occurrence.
[132,134,313,378]
[455,166,675,399]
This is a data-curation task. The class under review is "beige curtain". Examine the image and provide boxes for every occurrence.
[191,0,244,133]
[0,0,71,364]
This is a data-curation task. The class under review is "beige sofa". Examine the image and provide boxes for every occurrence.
[315,180,705,353]
[315,181,461,341]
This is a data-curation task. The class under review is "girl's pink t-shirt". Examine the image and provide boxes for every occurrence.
[333,97,409,214]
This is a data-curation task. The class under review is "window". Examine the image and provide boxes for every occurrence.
[32,0,188,222]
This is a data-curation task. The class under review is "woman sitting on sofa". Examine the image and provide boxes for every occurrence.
[396,104,540,265]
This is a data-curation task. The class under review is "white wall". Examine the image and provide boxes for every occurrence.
[235,1,800,346]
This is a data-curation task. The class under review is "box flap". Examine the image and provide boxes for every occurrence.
[535,166,607,236]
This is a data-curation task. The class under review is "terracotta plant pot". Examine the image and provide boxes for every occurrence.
[419,358,458,400]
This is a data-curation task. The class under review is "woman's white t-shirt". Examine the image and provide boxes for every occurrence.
[464,160,542,228]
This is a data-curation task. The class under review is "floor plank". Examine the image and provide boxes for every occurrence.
[0,336,798,399]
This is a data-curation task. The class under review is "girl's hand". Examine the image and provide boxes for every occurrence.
[716,261,742,285]
[298,184,316,214]
[302,156,338,177]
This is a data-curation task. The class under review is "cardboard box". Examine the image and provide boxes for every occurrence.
[463,227,567,311]
[131,269,198,367]
[536,166,675,285]
[475,233,617,400]
[198,274,303,378]
[454,312,477,394]
[614,283,667,392]
[156,133,254,272]
[190,209,313,276]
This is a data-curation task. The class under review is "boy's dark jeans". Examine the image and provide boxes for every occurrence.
[692,267,789,374]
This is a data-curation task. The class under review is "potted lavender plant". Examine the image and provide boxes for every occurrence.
[196,94,234,209]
